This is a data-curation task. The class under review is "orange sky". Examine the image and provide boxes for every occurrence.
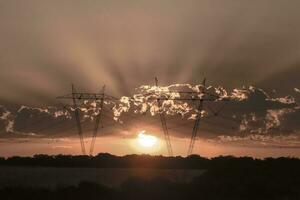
[1,134,300,158]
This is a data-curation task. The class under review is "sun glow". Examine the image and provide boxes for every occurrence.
[137,131,158,148]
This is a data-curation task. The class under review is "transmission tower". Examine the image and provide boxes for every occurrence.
[57,84,116,155]
[155,77,173,157]
[144,78,228,156]
[89,85,106,155]
[71,84,86,155]
[187,78,206,156]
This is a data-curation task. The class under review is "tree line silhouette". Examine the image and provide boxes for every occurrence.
[1,153,300,169]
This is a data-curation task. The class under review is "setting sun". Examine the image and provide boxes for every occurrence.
[137,131,158,148]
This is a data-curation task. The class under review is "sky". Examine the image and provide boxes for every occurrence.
[0,0,300,157]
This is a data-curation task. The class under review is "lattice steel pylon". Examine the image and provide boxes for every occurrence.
[137,78,229,157]
[57,84,116,155]
[71,84,86,155]
[155,77,173,157]
[89,85,106,155]
[187,78,206,156]
[146,78,228,156]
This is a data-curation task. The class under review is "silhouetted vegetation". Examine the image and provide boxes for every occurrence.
[0,153,208,168]
[1,154,300,199]
[1,153,300,169]
[1,168,300,200]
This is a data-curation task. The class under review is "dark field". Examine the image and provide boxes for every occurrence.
[0,167,203,188]
[0,154,300,200]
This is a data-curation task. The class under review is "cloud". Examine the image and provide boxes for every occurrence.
[213,134,300,149]
[0,106,15,133]
[0,82,299,152]
[51,145,73,149]
[212,86,299,136]
[0,105,74,138]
